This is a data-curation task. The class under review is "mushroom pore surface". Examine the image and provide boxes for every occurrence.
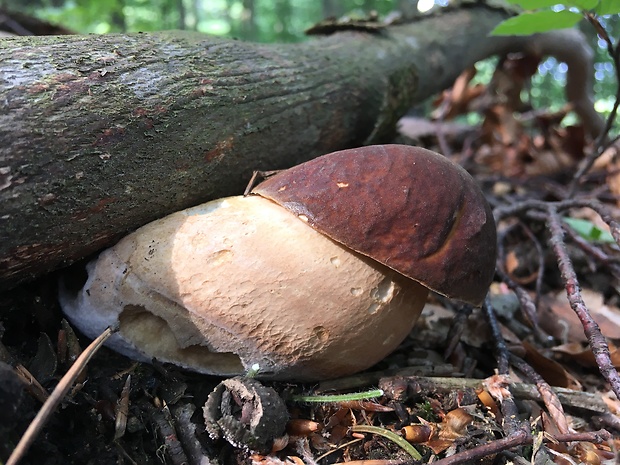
[59,195,428,381]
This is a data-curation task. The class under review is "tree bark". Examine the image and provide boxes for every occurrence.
[0,2,600,289]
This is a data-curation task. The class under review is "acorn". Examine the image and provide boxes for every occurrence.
[59,145,496,381]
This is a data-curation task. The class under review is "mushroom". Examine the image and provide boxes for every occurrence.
[59,145,496,381]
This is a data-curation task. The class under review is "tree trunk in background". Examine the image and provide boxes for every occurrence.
[274,0,294,42]
[0,2,600,289]
[322,0,342,19]
[240,0,256,41]
[177,0,186,30]
[190,0,199,30]
[111,0,127,33]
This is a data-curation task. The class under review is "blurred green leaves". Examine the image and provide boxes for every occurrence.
[491,10,583,35]
[595,0,620,15]
[563,217,616,243]
[491,0,620,36]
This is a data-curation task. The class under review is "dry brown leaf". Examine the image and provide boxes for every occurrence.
[523,340,582,390]
[483,373,512,403]
[287,419,321,437]
[438,408,474,440]
[504,249,539,285]
[431,66,484,120]
[601,390,620,414]
[424,438,454,455]
[523,148,577,176]
[402,424,432,443]
[571,441,604,465]
[477,389,501,419]
[541,411,569,451]
[552,340,620,369]
[408,408,474,455]
[540,290,620,343]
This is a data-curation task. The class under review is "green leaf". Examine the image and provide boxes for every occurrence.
[504,0,565,9]
[595,0,620,14]
[563,217,616,243]
[504,0,598,9]
[567,0,599,9]
[491,10,583,35]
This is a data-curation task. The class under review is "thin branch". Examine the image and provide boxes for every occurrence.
[495,266,553,345]
[482,297,510,375]
[420,428,612,465]
[482,297,524,436]
[496,222,544,331]
[379,376,611,413]
[546,206,620,399]
[569,13,619,195]
[7,325,118,465]
[443,303,473,360]
[509,354,569,434]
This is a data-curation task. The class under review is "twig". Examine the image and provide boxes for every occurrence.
[495,198,619,224]
[496,223,541,330]
[332,461,405,465]
[568,12,619,195]
[546,206,620,399]
[509,354,569,434]
[150,403,189,465]
[443,303,473,360]
[0,340,49,404]
[425,427,531,465]
[7,325,118,465]
[420,428,612,465]
[495,266,553,344]
[482,297,524,436]
[378,376,611,413]
[482,297,509,375]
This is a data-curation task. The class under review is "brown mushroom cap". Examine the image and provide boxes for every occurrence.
[253,144,496,305]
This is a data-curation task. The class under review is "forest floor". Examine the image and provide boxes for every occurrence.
[2,55,620,465]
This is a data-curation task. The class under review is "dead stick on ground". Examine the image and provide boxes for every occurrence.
[493,198,620,399]
[7,325,118,465]
[423,428,612,465]
[379,375,610,414]
[546,206,620,398]
[509,354,569,435]
[482,297,525,437]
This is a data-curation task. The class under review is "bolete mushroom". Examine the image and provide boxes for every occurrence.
[59,145,496,381]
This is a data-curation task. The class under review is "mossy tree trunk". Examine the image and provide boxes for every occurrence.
[0,2,595,289]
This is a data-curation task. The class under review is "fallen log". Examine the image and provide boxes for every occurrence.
[0,2,601,289]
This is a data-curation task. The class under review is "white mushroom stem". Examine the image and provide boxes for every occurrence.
[60,196,428,381]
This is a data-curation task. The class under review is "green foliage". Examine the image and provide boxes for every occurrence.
[415,401,438,421]
[563,217,616,243]
[507,0,596,9]
[490,0,619,120]
[492,0,620,36]
[596,0,620,15]
[23,0,399,42]
[492,10,583,35]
